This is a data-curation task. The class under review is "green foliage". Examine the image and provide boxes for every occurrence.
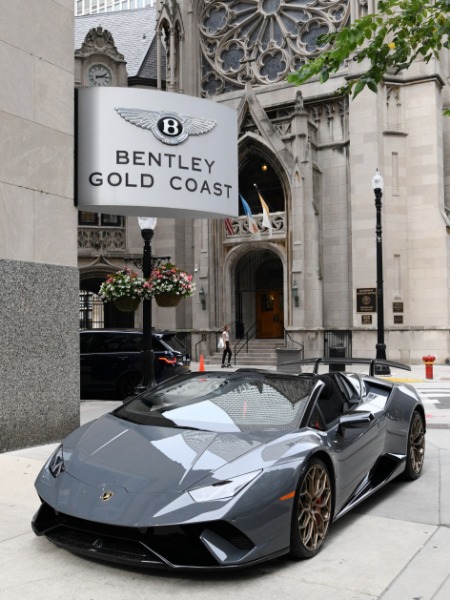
[288,0,450,112]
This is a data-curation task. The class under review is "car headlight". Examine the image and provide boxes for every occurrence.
[189,470,261,502]
[48,444,65,478]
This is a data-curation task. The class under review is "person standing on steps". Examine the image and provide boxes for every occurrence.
[221,324,232,368]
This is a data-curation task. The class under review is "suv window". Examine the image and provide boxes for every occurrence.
[120,334,142,352]
[160,334,187,354]
[89,332,125,353]
[80,332,176,354]
[152,338,167,352]
[80,332,140,353]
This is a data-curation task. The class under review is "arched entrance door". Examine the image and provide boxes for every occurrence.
[235,249,283,339]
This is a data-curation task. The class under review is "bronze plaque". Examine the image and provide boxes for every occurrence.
[394,315,403,324]
[393,302,404,313]
[357,288,376,313]
[361,314,372,325]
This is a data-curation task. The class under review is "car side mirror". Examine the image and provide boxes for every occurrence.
[339,411,374,429]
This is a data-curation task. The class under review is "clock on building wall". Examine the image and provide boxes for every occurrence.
[88,63,113,86]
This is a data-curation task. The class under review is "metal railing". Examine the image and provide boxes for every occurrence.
[284,328,304,351]
[79,290,104,329]
[174,331,192,357]
[192,323,306,365]
[194,329,223,362]
[193,321,244,362]
[233,321,258,365]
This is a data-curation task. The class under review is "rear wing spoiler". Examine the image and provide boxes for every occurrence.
[279,357,411,377]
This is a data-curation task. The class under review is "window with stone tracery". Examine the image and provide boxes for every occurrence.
[200,0,350,97]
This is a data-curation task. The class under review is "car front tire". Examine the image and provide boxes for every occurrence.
[290,457,332,560]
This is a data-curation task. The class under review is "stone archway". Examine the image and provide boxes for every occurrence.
[234,248,283,339]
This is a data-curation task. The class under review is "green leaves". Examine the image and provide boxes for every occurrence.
[319,69,329,84]
[288,0,450,101]
[353,80,366,97]
[367,79,379,93]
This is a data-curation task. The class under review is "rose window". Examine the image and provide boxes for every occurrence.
[200,0,350,96]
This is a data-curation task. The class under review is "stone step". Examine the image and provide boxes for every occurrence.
[207,358,276,367]
[235,339,284,347]
[207,349,280,366]
[204,338,287,367]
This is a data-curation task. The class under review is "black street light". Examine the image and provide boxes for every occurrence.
[136,216,157,392]
[372,169,390,375]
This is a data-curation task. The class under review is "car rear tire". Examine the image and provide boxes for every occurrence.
[289,457,332,560]
[403,410,425,480]
[117,372,140,400]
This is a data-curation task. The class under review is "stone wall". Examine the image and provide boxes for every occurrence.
[0,260,80,452]
[0,0,79,452]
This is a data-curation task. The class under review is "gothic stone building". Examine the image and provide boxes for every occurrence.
[75,1,450,365]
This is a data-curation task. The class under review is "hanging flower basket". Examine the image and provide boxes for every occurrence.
[114,297,141,312]
[99,264,194,310]
[147,263,195,304]
[154,294,182,308]
[99,267,152,308]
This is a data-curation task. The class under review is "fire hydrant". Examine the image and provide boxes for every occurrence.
[422,355,436,380]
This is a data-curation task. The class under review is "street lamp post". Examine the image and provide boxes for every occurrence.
[136,217,157,391]
[372,170,390,375]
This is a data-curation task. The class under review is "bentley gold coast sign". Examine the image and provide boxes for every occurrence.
[76,88,238,218]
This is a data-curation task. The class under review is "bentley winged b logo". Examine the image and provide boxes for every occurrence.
[115,107,217,146]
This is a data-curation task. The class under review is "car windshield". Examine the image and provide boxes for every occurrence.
[114,372,315,433]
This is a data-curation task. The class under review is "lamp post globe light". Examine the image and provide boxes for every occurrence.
[372,170,390,375]
[136,216,157,392]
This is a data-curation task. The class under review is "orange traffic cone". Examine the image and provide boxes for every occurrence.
[199,354,205,372]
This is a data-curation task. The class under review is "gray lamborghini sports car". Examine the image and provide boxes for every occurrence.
[32,360,426,570]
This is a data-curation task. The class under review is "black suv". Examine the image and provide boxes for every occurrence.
[80,329,191,399]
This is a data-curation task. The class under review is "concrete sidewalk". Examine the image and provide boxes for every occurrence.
[1,363,450,599]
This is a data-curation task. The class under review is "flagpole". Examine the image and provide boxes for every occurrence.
[254,183,272,237]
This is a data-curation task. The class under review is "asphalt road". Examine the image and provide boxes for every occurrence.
[1,369,450,600]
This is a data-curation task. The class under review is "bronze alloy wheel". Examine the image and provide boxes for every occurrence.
[290,458,332,559]
[404,411,425,480]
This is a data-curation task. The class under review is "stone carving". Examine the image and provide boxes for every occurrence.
[224,211,286,239]
[75,27,124,60]
[200,0,350,96]
[78,228,126,252]
[240,95,348,145]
